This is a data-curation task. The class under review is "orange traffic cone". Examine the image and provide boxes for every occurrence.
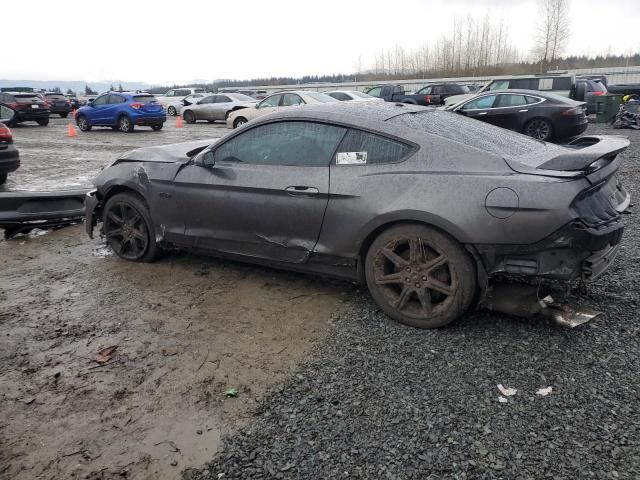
[68,122,77,137]
[176,115,183,128]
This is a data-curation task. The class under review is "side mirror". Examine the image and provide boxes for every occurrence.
[198,150,215,167]
[0,104,16,123]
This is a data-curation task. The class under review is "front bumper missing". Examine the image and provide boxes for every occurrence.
[0,189,87,238]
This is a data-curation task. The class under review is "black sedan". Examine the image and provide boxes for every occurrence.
[85,103,629,328]
[447,89,588,141]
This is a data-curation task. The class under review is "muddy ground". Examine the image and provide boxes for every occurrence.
[0,117,353,479]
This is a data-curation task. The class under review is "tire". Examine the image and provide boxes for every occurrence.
[364,223,476,328]
[0,173,7,185]
[167,106,177,116]
[77,115,92,131]
[118,115,134,133]
[233,116,248,128]
[37,119,49,126]
[60,113,68,118]
[183,110,196,124]
[151,123,163,131]
[102,192,159,262]
[524,118,553,141]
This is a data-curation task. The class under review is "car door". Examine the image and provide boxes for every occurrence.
[457,95,498,125]
[87,93,110,123]
[489,94,531,131]
[212,95,233,120]
[281,93,305,108]
[192,95,215,120]
[172,120,347,263]
[254,94,282,116]
[104,94,127,125]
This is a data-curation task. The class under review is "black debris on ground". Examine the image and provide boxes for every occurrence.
[184,125,640,480]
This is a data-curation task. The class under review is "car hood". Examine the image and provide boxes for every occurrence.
[116,139,218,165]
[444,93,474,105]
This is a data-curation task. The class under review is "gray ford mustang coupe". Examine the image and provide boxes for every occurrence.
[85,102,630,328]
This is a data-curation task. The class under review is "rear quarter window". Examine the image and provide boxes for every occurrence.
[336,130,413,165]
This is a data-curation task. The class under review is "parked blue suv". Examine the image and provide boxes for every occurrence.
[76,92,166,133]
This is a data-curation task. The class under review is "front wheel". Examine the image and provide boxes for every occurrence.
[365,224,476,328]
[102,193,159,262]
[37,119,49,126]
[77,116,91,131]
[119,115,134,133]
[151,124,163,131]
[183,110,196,124]
[524,118,553,141]
[233,116,247,128]
[167,106,177,116]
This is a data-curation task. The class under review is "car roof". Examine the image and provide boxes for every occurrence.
[471,89,581,104]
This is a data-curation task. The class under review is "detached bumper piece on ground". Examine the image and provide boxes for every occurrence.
[0,189,87,238]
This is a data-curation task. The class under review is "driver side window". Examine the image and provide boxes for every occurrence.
[214,121,346,167]
[257,95,282,109]
[93,94,109,106]
[462,95,497,110]
[366,87,382,97]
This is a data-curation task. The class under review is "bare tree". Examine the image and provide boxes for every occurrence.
[534,0,571,70]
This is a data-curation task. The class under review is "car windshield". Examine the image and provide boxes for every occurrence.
[305,92,338,103]
[350,91,373,99]
[230,93,255,102]
[133,95,158,104]
[15,94,42,102]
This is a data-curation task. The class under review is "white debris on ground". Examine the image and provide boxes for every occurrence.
[536,386,553,396]
[498,396,509,403]
[92,244,113,257]
[497,384,517,397]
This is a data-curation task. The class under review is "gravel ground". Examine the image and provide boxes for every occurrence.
[185,124,640,480]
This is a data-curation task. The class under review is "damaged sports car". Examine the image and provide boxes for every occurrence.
[85,103,630,328]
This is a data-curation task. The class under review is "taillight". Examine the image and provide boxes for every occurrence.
[7,102,19,110]
[426,95,431,104]
[0,124,12,142]
[561,107,583,116]
[594,90,604,96]
[129,103,144,109]
[43,101,50,107]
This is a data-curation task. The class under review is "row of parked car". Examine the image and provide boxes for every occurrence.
[0,90,91,127]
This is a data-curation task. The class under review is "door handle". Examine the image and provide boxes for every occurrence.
[285,186,319,196]
[478,112,487,115]
[519,109,529,112]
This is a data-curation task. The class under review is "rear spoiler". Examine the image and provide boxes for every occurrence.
[539,136,630,171]
[505,135,630,179]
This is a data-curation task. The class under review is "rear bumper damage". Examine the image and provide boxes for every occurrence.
[476,219,625,281]
[0,189,87,238]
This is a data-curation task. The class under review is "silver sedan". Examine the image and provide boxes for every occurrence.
[181,93,256,124]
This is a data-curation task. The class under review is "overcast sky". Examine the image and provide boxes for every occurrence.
[4,0,639,85]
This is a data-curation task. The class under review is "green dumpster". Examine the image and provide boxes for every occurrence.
[595,94,622,123]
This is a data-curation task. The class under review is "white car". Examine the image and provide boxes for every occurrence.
[325,90,383,102]
[165,93,210,116]
[226,90,338,129]
[155,88,209,113]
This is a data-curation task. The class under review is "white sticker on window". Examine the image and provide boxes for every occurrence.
[336,151,368,165]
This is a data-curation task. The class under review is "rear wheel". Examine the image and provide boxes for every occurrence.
[524,118,553,141]
[60,112,68,118]
[37,119,49,126]
[233,116,247,128]
[119,115,134,133]
[167,106,177,116]
[0,173,7,185]
[77,115,91,131]
[102,193,159,262]
[183,110,196,124]
[365,224,476,328]
[151,123,163,131]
